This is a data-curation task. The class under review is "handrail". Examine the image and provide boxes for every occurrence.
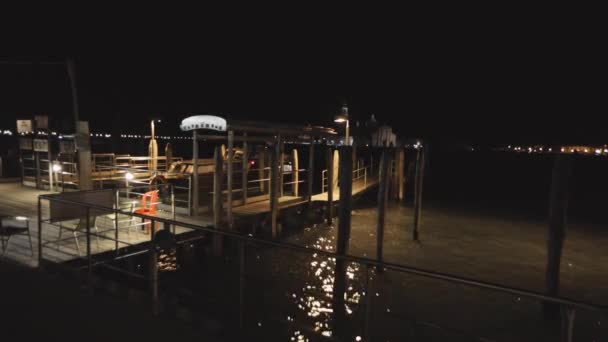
[38,191,608,314]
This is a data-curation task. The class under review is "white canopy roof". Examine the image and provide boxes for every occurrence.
[180,115,227,132]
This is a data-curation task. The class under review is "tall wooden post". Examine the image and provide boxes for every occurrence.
[213,146,224,255]
[544,154,573,318]
[292,148,299,197]
[67,59,91,191]
[192,130,199,215]
[352,142,357,169]
[392,148,400,200]
[279,139,285,197]
[165,143,173,170]
[76,121,93,190]
[270,136,280,239]
[307,137,314,206]
[332,150,339,192]
[413,146,425,241]
[258,148,266,193]
[242,133,248,205]
[398,149,405,201]
[326,147,334,225]
[227,130,234,229]
[376,149,390,267]
[334,146,353,338]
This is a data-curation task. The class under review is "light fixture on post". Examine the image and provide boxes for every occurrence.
[52,163,62,192]
[334,103,350,146]
[125,172,134,198]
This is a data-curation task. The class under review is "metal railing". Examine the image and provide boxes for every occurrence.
[37,190,606,341]
[322,165,370,193]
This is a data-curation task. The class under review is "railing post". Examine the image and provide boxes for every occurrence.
[238,240,246,329]
[171,184,176,234]
[37,197,42,267]
[149,219,159,315]
[292,148,299,197]
[560,306,576,342]
[364,264,373,341]
[115,188,119,253]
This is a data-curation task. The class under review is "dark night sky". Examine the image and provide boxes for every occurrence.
[1,17,604,146]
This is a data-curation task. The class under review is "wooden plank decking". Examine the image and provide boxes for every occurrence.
[0,182,200,268]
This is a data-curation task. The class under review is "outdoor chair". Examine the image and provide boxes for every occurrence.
[0,216,33,256]
[133,190,160,234]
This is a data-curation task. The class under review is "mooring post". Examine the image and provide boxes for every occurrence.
[334,145,353,338]
[213,146,224,256]
[258,148,266,193]
[292,148,299,197]
[326,146,334,225]
[241,132,248,205]
[192,130,199,215]
[392,148,400,200]
[307,136,314,207]
[544,154,573,318]
[279,138,285,197]
[227,130,234,229]
[398,148,405,201]
[413,146,426,241]
[376,149,389,269]
[270,136,280,239]
[86,207,92,290]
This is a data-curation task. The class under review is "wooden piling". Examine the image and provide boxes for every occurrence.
[213,146,224,255]
[270,136,280,239]
[279,139,285,197]
[544,154,573,318]
[307,136,314,206]
[192,130,199,215]
[292,148,299,197]
[258,148,266,193]
[242,133,248,205]
[398,149,405,201]
[326,147,334,225]
[376,149,390,267]
[392,148,400,200]
[227,130,234,229]
[413,146,425,241]
[337,146,353,254]
[334,145,353,337]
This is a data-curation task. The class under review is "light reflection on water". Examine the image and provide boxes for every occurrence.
[288,227,365,341]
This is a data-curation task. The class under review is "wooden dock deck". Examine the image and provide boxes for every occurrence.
[0,182,203,268]
[0,174,378,267]
[231,176,379,216]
